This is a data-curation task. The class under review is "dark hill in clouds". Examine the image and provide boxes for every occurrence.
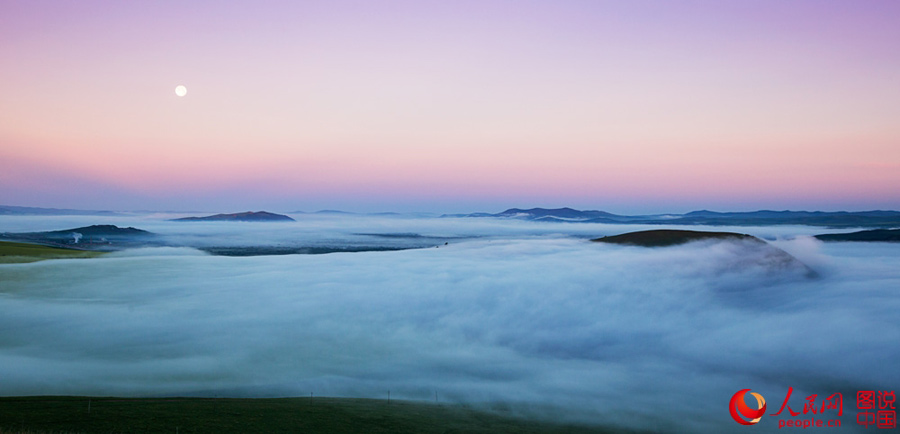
[40,225,151,237]
[174,211,295,222]
[591,229,756,247]
[674,209,900,227]
[495,207,624,221]
[593,229,816,277]
[0,204,122,216]
[1,225,156,250]
[450,207,900,227]
[815,228,900,242]
[445,207,633,221]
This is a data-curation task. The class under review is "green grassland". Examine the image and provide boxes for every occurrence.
[0,241,103,264]
[0,396,642,434]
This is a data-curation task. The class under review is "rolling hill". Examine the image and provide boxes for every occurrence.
[449,207,900,227]
[592,229,756,247]
[0,225,156,250]
[815,228,900,242]
[592,229,817,277]
[173,211,295,222]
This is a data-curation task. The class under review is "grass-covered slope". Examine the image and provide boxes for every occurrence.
[0,241,103,264]
[0,396,639,434]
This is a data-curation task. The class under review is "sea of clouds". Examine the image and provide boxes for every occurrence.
[1,214,898,433]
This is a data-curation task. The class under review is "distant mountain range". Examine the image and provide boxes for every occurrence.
[173,211,295,222]
[443,207,645,222]
[3,205,900,228]
[3,221,898,261]
[446,207,900,228]
[288,210,427,217]
[0,205,122,216]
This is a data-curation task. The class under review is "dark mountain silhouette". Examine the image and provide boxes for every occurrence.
[449,207,900,228]
[815,229,900,242]
[314,210,354,215]
[40,225,151,237]
[444,207,645,221]
[592,229,756,247]
[174,211,295,222]
[0,205,121,216]
[593,229,816,277]
[673,210,900,227]
[496,207,623,220]
[1,225,156,250]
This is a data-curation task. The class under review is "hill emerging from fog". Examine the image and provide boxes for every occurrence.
[0,225,157,250]
[592,229,756,247]
[173,211,295,222]
[0,222,445,257]
[448,207,900,228]
[815,228,900,242]
[593,229,817,277]
[40,225,151,237]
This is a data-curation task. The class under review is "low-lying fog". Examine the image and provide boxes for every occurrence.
[1,214,897,433]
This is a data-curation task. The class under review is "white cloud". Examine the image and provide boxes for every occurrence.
[0,216,897,433]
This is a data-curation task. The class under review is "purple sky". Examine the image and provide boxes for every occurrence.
[2,1,899,213]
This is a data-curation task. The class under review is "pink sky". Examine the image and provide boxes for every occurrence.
[2,1,899,213]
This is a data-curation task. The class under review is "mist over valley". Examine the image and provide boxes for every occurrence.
[1,211,897,432]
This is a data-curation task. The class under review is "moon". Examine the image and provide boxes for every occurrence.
[175,85,187,97]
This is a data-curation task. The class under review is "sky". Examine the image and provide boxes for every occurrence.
[2,0,899,213]
[1,214,898,433]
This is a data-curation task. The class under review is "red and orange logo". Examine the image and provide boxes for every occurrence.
[730,389,767,425]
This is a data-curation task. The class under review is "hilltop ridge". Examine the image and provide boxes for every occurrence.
[446,207,900,227]
[173,211,295,222]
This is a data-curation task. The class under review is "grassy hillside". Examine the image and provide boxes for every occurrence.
[0,396,641,434]
[0,241,103,264]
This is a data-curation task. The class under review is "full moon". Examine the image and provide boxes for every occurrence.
[174,85,187,97]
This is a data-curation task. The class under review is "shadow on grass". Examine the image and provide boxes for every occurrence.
[0,396,652,434]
